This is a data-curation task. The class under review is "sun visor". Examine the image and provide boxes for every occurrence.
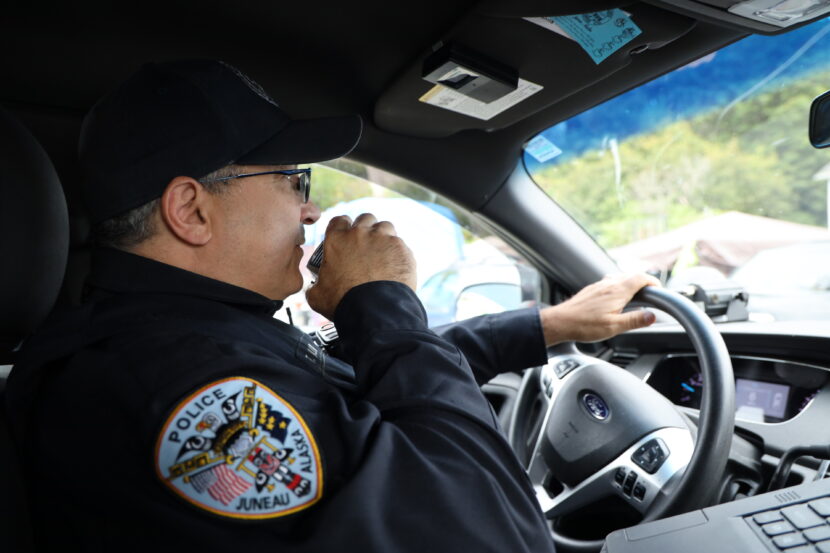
[646,0,830,34]
[374,4,696,138]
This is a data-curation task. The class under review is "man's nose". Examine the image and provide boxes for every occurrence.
[302,199,321,225]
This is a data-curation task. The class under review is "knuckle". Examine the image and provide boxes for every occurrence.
[353,212,377,225]
[373,220,395,231]
[326,215,350,232]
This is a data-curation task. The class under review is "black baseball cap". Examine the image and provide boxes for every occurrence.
[79,59,363,224]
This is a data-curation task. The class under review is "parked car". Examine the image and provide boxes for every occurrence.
[420,257,542,326]
[730,241,830,320]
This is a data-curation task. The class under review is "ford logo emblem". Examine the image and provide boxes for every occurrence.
[582,392,610,420]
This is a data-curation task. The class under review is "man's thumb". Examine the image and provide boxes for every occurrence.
[621,309,656,331]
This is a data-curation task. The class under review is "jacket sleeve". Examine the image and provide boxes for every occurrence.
[335,281,502,423]
[320,280,556,552]
[430,308,549,385]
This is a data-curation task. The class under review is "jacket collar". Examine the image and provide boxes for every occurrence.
[85,248,284,316]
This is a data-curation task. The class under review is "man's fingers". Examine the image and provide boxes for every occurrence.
[637,273,662,288]
[616,272,661,296]
[352,212,378,228]
[347,213,397,235]
[371,220,397,236]
[326,215,353,234]
[306,212,416,319]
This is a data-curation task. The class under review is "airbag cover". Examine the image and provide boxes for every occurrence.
[541,362,687,487]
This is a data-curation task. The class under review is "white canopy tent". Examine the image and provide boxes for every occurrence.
[610,211,830,275]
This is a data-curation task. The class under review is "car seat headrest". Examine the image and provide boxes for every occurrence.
[0,107,69,355]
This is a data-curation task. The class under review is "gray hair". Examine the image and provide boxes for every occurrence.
[90,164,242,250]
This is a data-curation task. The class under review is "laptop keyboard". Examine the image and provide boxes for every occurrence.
[748,496,830,552]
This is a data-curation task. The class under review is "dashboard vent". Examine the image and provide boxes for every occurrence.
[609,349,639,369]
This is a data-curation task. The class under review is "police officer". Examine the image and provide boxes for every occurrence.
[6,60,657,552]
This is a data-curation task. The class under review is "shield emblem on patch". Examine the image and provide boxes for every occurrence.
[155,377,323,519]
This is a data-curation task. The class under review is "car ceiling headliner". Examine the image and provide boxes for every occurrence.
[0,1,768,218]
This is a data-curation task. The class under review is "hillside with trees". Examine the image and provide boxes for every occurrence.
[530,69,830,250]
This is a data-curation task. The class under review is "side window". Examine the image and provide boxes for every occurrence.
[278,160,544,330]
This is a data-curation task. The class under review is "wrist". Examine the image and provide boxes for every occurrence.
[540,305,569,346]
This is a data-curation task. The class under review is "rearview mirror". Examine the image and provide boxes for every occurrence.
[810,89,830,149]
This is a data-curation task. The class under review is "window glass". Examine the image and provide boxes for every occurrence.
[523,17,830,322]
[277,160,543,330]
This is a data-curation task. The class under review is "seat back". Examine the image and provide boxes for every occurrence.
[0,106,70,552]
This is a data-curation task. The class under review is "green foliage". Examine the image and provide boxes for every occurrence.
[315,160,479,241]
[311,165,373,211]
[532,70,830,249]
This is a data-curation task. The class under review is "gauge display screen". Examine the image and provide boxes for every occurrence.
[735,378,789,421]
[645,355,822,423]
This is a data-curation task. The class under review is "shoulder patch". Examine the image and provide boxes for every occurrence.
[155,377,323,519]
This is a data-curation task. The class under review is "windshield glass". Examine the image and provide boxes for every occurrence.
[524,17,830,321]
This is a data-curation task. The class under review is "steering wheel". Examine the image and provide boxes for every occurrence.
[508,286,735,552]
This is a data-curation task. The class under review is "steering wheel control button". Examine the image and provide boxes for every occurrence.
[632,483,646,501]
[622,471,637,496]
[614,467,626,485]
[781,504,825,529]
[543,375,554,396]
[553,358,580,378]
[581,392,610,420]
[631,438,670,474]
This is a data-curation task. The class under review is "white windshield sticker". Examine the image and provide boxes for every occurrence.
[525,135,563,163]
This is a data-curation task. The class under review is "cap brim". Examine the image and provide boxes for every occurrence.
[237,114,363,165]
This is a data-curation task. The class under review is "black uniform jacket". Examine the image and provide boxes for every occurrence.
[6,248,557,552]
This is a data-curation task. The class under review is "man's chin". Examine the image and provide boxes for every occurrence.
[264,272,304,302]
[282,271,305,298]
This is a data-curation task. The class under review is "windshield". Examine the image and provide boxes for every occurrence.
[525,17,830,322]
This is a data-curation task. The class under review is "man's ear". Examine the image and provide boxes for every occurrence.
[159,176,213,246]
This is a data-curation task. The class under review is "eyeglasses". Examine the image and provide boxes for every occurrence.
[201,168,312,203]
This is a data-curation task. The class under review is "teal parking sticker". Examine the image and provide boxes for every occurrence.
[525,135,562,163]
[549,10,642,64]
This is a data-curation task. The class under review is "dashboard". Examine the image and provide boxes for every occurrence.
[603,319,830,454]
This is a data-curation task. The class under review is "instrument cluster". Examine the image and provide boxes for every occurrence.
[646,355,827,423]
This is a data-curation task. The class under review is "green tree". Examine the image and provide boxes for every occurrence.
[532,72,830,249]
[311,165,373,211]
